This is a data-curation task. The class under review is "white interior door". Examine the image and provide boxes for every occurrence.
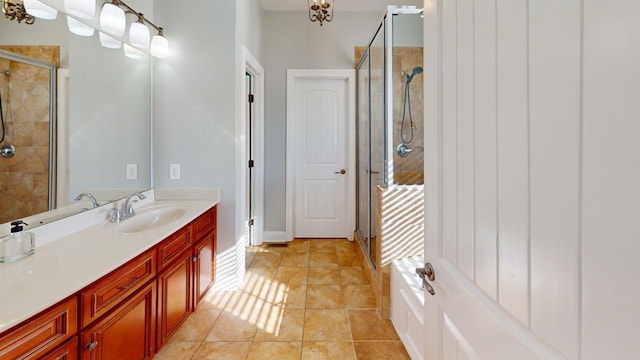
[288,71,354,239]
[422,1,588,358]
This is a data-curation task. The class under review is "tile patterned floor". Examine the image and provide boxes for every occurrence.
[155,238,410,360]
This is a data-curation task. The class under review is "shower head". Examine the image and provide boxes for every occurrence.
[404,66,423,83]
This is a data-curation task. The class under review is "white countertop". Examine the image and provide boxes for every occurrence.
[0,189,218,333]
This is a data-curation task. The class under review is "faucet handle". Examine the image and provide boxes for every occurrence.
[108,207,122,223]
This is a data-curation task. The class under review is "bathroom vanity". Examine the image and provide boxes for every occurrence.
[0,194,217,359]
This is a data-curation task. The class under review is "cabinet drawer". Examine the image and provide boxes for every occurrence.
[157,226,191,270]
[80,249,156,327]
[0,297,78,360]
[193,206,216,241]
[41,336,78,360]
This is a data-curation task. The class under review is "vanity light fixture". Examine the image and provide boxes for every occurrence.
[99,0,125,36]
[129,14,150,49]
[67,15,94,36]
[123,43,145,59]
[64,0,94,20]
[99,31,121,49]
[307,0,333,26]
[150,28,168,58]
[23,0,57,20]
[98,0,169,58]
[2,0,35,24]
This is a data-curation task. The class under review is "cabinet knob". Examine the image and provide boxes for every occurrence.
[85,341,99,351]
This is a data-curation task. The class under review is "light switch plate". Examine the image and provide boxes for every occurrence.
[126,164,138,180]
[169,164,181,180]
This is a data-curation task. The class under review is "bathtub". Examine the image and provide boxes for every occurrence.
[391,255,425,360]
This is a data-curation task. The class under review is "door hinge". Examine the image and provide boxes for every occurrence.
[248,160,254,168]
[248,94,254,103]
[248,218,255,226]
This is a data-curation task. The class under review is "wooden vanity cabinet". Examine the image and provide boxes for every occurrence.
[192,206,217,309]
[0,296,78,360]
[80,281,155,360]
[156,226,193,348]
[41,337,78,360]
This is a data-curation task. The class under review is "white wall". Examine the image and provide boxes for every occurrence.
[0,13,69,67]
[262,11,382,233]
[153,0,265,290]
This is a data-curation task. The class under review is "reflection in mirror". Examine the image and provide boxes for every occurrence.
[0,7,151,234]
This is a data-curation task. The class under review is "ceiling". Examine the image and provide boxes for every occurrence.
[258,0,423,12]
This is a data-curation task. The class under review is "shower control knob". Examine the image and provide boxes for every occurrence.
[334,169,346,174]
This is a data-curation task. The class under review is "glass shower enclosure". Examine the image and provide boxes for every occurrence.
[356,6,424,270]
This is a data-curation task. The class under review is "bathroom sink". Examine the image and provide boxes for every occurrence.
[117,205,186,234]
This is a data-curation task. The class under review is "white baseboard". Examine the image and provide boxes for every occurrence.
[263,231,293,243]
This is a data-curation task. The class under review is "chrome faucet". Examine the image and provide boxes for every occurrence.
[74,193,100,208]
[108,192,146,223]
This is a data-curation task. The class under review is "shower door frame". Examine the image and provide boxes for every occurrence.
[0,49,57,211]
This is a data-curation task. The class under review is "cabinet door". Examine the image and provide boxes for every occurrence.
[81,282,155,360]
[193,229,216,308]
[41,337,78,360]
[157,252,192,348]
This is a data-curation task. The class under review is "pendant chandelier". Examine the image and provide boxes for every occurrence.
[2,0,36,24]
[307,0,333,26]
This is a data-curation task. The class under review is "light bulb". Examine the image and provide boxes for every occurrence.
[100,3,126,36]
[64,0,95,20]
[150,34,169,58]
[67,16,95,37]
[99,32,121,49]
[23,0,58,20]
[123,44,146,59]
[129,21,150,49]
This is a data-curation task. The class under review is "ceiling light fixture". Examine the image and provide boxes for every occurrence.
[2,0,35,24]
[307,0,333,26]
[67,15,94,36]
[99,31,121,49]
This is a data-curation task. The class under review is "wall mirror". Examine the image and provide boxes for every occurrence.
[0,1,152,234]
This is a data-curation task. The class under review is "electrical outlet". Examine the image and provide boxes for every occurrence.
[169,163,181,180]
[126,164,138,180]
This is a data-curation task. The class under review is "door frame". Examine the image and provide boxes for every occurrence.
[236,46,264,246]
[285,69,356,241]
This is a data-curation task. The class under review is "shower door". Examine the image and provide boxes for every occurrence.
[356,21,386,269]
[0,49,56,224]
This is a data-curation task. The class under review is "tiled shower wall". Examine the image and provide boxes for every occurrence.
[0,46,59,224]
[392,47,424,185]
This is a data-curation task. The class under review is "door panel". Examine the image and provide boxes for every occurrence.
[293,77,349,238]
[424,0,582,358]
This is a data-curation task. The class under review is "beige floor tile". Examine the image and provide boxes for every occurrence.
[353,340,411,359]
[309,252,339,267]
[246,342,302,360]
[254,308,305,342]
[285,239,311,253]
[154,341,201,360]
[344,285,377,309]
[205,312,258,341]
[248,252,282,268]
[275,266,309,285]
[191,342,252,360]
[279,252,310,267]
[301,342,357,360]
[280,284,307,309]
[309,240,338,253]
[245,252,257,267]
[307,267,341,285]
[303,309,351,341]
[340,267,369,285]
[306,285,345,309]
[348,309,400,340]
[335,240,357,253]
[169,307,222,342]
[336,251,364,267]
